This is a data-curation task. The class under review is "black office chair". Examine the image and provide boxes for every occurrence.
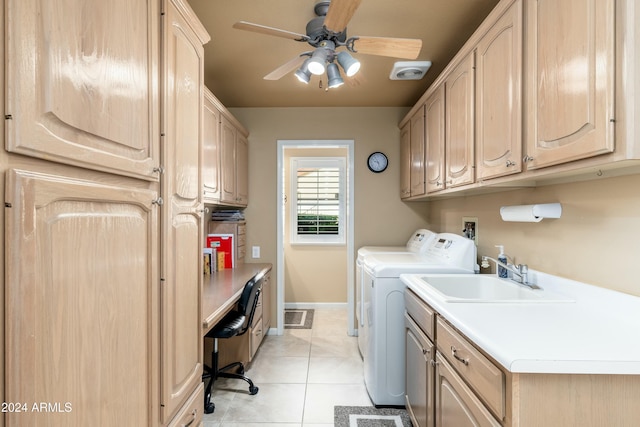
[202,274,263,414]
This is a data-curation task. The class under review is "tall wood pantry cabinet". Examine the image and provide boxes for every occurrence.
[160,0,209,424]
[1,0,209,425]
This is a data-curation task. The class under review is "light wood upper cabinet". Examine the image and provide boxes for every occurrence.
[236,133,249,205]
[220,116,238,204]
[400,105,426,199]
[203,87,221,203]
[425,85,446,194]
[220,115,249,207]
[4,0,160,181]
[476,0,523,180]
[399,122,412,198]
[524,0,615,169]
[410,106,427,197]
[160,0,208,422]
[445,52,475,188]
[4,168,159,427]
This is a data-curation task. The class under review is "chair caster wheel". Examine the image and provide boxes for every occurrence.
[204,402,215,414]
[249,385,259,395]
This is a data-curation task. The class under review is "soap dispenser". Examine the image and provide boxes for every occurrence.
[495,245,508,278]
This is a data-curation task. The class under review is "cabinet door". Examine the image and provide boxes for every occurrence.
[445,52,475,188]
[410,106,426,197]
[435,354,501,427]
[236,133,249,206]
[5,168,159,427]
[5,0,160,181]
[399,123,412,199]
[160,0,206,422]
[425,85,446,193]
[203,88,221,203]
[220,116,238,204]
[525,0,615,169]
[406,314,434,427]
[476,0,523,180]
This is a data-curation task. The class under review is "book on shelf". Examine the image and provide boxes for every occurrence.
[203,248,214,274]
[206,234,234,269]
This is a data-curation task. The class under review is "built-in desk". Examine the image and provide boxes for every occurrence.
[202,262,272,372]
[202,263,272,335]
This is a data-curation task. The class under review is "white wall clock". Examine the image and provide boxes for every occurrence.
[367,152,388,173]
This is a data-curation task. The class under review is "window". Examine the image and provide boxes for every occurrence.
[290,157,346,245]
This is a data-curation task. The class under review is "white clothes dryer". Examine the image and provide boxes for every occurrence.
[361,233,477,406]
[356,229,437,357]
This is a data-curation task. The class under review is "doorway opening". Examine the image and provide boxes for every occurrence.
[276,140,355,336]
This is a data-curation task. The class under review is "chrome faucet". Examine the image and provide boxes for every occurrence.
[481,256,539,289]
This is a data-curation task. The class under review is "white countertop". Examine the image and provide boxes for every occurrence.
[400,270,640,375]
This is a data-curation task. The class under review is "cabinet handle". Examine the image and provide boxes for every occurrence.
[451,346,469,366]
[436,181,443,187]
[506,160,516,167]
[523,155,534,163]
[183,409,197,426]
[422,348,430,355]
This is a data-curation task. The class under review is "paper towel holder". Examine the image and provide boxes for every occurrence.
[499,203,562,222]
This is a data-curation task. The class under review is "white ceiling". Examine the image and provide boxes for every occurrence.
[188,0,500,108]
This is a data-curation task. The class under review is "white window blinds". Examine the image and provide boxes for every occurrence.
[290,157,346,244]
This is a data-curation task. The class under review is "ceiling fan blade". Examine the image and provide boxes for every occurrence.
[233,21,310,42]
[324,0,362,33]
[352,36,423,59]
[264,55,307,80]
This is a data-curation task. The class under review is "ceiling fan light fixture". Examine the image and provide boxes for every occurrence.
[308,48,329,75]
[337,51,360,77]
[295,59,312,84]
[327,63,344,88]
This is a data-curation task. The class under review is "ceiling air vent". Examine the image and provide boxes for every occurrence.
[389,61,432,80]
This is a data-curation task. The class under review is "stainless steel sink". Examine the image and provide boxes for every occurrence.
[415,274,574,303]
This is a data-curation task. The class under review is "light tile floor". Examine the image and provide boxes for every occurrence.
[203,307,373,426]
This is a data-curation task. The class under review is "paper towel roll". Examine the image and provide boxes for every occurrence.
[500,203,562,222]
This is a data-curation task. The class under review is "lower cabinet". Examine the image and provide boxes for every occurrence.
[405,313,434,427]
[405,288,640,426]
[167,383,204,427]
[435,353,501,427]
[405,289,503,427]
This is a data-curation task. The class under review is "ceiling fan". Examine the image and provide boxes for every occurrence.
[233,0,423,88]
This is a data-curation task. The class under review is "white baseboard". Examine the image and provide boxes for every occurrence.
[265,327,278,336]
[284,302,348,310]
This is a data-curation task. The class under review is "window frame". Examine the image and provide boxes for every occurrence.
[289,156,347,245]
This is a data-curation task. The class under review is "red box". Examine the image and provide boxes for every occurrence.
[206,234,234,269]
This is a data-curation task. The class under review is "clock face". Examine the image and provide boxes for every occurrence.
[367,152,388,173]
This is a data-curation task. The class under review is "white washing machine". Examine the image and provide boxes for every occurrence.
[361,233,477,406]
[356,229,437,357]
